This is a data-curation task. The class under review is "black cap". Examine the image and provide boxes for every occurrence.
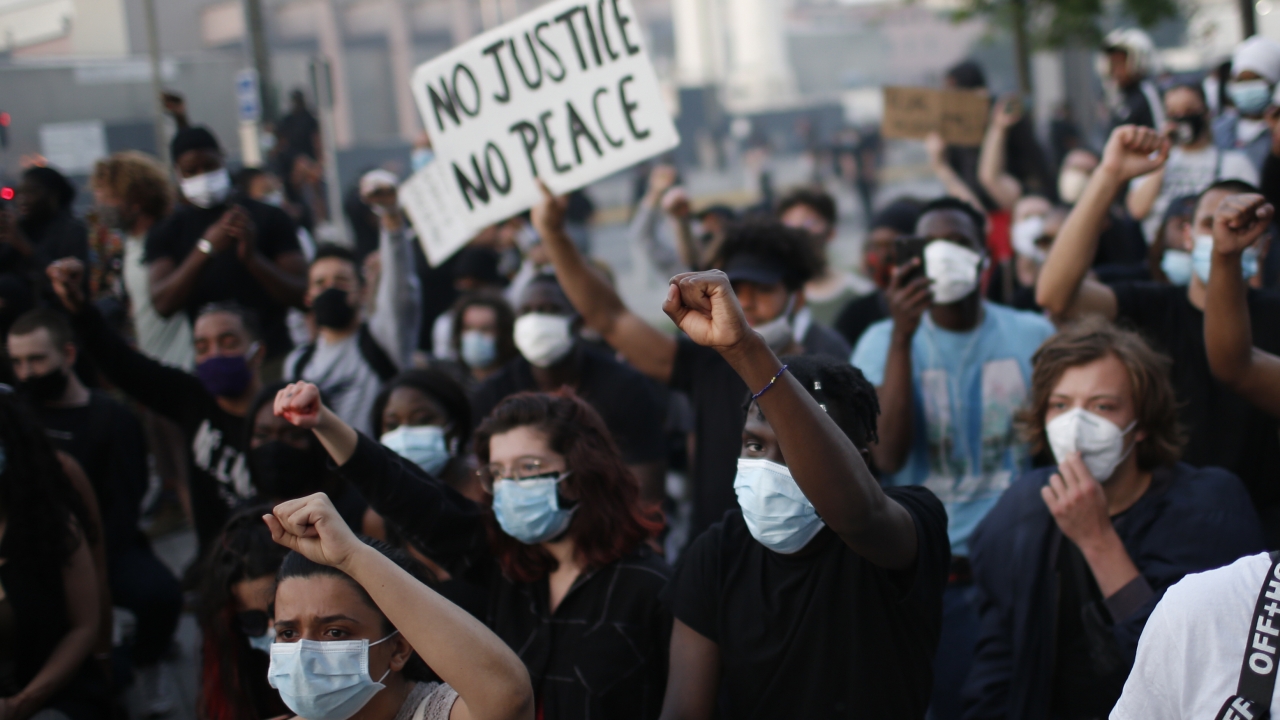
[723,254,784,286]
[170,126,221,163]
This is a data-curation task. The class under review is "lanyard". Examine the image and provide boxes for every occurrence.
[1216,551,1280,720]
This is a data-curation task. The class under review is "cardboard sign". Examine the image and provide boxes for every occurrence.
[881,87,990,147]
[404,0,680,265]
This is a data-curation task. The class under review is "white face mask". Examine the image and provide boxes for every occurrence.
[751,294,796,353]
[1045,408,1137,482]
[924,240,983,304]
[1058,168,1091,205]
[513,313,574,368]
[734,457,826,554]
[181,168,232,209]
[1011,216,1048,263]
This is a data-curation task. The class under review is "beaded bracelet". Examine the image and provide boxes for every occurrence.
[750,364,789,402]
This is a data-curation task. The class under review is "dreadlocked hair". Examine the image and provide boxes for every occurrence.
[777,354,881,448]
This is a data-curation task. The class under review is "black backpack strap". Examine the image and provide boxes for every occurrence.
[357,324,399,383]
[1217,550,1280,720]
[291,342,317,379]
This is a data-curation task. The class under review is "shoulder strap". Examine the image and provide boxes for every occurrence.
[1216,550,1280,720]
[357,324,399,383]
[292,343,317,379]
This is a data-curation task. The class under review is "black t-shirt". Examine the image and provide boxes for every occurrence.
[663,486,950,719]
[471,343,667,464]
[670,338,749,537]
[144,199,301,359]
[834,292,888,348]
[1112,283,1280,517]
[72,305,253,552]
[34,392,149,559]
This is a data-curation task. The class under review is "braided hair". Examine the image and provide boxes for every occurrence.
[778,355,881,448]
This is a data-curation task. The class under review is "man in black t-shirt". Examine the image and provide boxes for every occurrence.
[658,271,949,719]
[834,198,922,347]
[7,309,183,713]
[1038,124,1280,541]
[534,187,852,539]
[146,126,307,361]
[472,273,668,502]
[49,259,265,552]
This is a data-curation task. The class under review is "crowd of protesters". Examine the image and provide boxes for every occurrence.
[9,23,1280,720]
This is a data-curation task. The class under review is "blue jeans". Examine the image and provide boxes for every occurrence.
[929,583,981,720]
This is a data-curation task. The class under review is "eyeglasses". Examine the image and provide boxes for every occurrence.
[477,456,566,493]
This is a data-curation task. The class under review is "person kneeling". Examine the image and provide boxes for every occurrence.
[263,492,533,720]
[657,271,951,720]
[962,319,1266,719]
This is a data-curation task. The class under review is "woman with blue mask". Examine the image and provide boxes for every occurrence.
[273,381,670,720]
[658,270,950,720]
[264,492,533,720]
[193,503,291,720]
[370,370,478,501]
[449,293,517,388]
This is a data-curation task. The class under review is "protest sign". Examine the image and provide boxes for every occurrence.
[404,0,680,265]
[881,87,990,147]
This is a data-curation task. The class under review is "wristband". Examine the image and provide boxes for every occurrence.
[750,364,789,402]
[196,238,214,255]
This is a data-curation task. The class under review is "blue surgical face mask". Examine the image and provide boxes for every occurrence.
[268,631,399,720]
[248,626,275,654]
[380,425,451,476]
[460,330,498,369]
[1161,249,1193,286]
[491,473,575,544]
[734,458,825,554]
[411,148,435,172]
[1228,79,1274,116]
[1193,233,1259,284]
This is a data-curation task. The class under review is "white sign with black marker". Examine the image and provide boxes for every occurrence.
[402,0,679,265]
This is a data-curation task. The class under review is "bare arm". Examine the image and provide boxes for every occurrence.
[868,263,930,476]
[665,271,918,569]
[268,495,534,720]
[8,531,99,719]
[657,621,721,720]
[1205,192,1280,415]
[1125,167,1165,221]
[977,99,1023,210]
[1036,126,1167,321]
[149,207,243,317]
[533,183,678,383]
[925,133,984,211]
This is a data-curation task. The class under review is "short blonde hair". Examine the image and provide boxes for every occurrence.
[91,151,172,221]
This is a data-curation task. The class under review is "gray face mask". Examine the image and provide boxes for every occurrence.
[753,295,796,353]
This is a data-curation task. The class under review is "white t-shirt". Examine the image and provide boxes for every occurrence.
[393,681,457,720]
[1111,552,1279,719]
[1134,145,1259,242]
[123,234,195,370]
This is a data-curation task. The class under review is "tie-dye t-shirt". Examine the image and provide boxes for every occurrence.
[852,302,1055,555]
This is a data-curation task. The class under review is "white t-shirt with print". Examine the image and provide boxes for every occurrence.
[1111,552,1280,719]
[1134,145,1259,242]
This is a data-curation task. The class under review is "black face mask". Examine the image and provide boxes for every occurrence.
[311,287,357,330]
[250,441,326,500]
[17,369,69,403]
[1169,113,1207,145]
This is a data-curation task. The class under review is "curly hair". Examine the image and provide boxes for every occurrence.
[448,291,518,372]
[195,503,291,720]
[91,151,173,222]
[1017,317,1183,471]
[370,369,473,446]
[715,218,825,291]
[473,391,661,584]
[0,392,92,570]
[778,354,880,447]
[777,187,837,226]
